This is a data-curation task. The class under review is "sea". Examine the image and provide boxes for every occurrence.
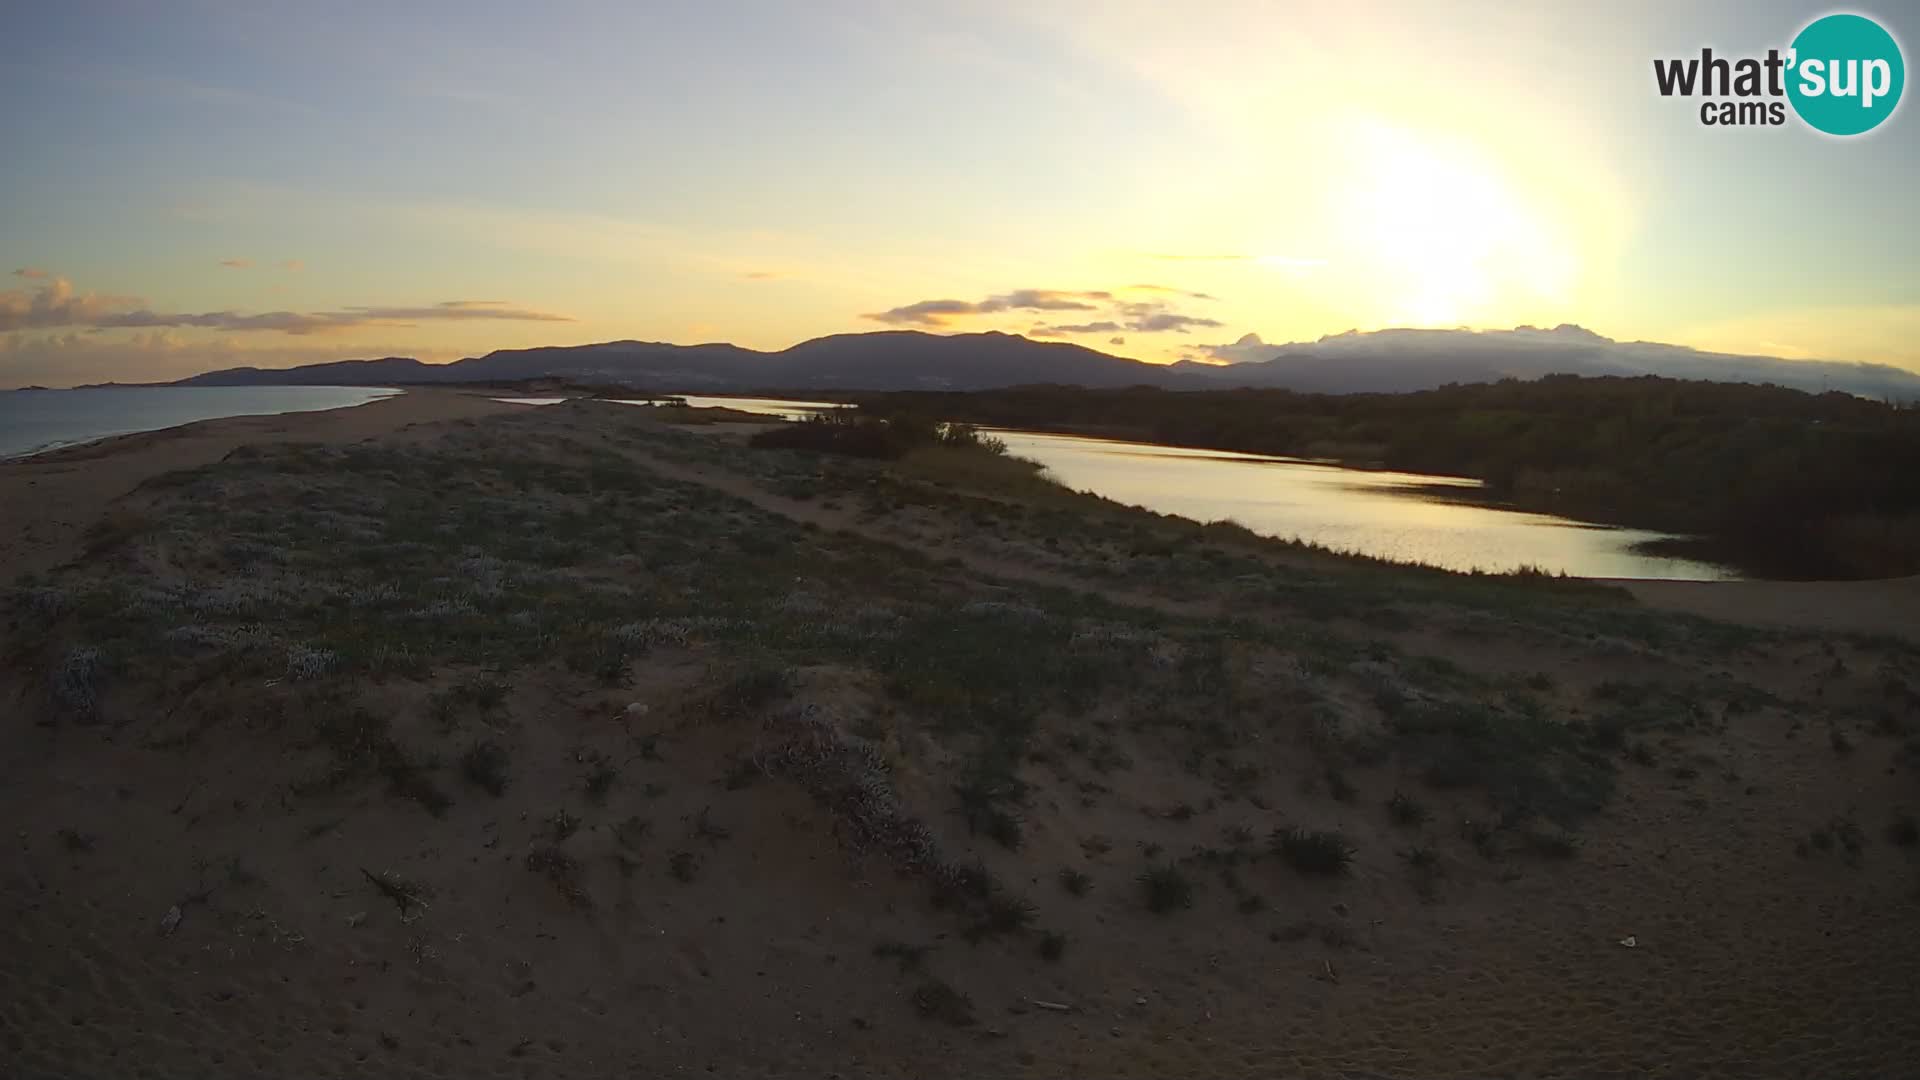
[0,386,403,460]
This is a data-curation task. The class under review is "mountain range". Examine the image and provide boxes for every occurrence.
[162,326,1920,399]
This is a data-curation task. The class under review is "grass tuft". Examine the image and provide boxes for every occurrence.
[1522,828,1580,859]
[873,940,932,972]
[461,740,510,797]
[968,893,1037,940]
[1138,863,1194,914]
[583,759,619,805]
[1274,827,1355,875]
[525,846,591,908]
[910,979,976,1026]
[1387,790,1430,826]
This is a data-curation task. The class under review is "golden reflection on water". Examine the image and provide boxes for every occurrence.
[679,397,1736,581]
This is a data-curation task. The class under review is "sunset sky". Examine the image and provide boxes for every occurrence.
[3,0,1916,387]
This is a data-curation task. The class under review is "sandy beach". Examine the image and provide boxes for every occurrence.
[2,399,1916,1079]
[0,390,519,577]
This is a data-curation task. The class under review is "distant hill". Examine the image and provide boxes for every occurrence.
[168,326,1920,399]
[1174,325,1920,399]
[174,331,1195,392]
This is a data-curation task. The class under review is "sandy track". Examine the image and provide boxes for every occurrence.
[3,395,1914,642]
[1617,575,1920,641]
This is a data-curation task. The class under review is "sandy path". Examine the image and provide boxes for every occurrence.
[5,396,1914,642]
[0,390,521,578]
[1616,574,1920,641]
[650,418,1920,643]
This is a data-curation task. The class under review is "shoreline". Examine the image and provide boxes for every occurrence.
[0,393,1912,639]
[0,389,519,578]
[4,390,1917,1079]
[0,385,409,463]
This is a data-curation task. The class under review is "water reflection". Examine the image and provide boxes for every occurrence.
[990,429,1731,580]
[673,395,852,421]
[664,395,1734,581]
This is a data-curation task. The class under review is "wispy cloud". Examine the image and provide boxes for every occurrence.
[0,277,146,332]
[1144,253,1324,274]
[1185,333,1277,365]
[1029,321,1122,337]
[1128,283,1217,300]
[873,285,1224,337]
[219,258,305,271]
[12,268,51,280]
[0,275,572,336]
[864,288,1114,326]
[1119,309,1223,333]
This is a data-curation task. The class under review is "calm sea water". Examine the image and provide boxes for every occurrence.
[0,386,404,460]
[676,395,1735,581]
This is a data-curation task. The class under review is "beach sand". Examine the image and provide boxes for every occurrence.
[2,399,1915,1079]
[1616,574,1920,643]
[0,390,519,577]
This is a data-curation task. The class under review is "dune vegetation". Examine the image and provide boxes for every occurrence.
[2,397,1917,1078]
[854,377,1920,579]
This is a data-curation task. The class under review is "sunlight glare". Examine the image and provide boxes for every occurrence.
[1334,122,1578,327]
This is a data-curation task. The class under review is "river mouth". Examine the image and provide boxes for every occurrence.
[670,396,1737,582]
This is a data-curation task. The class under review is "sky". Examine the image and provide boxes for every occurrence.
[2,0,1917,387]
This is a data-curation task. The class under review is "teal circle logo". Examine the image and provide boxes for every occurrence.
[1787,13,1905,136]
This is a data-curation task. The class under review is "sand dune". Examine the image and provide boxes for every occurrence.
[2,400,1916,1079]
[0,390,519,577]
[1619,575,1920,642]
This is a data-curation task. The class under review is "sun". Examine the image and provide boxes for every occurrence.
[1333,122,1577,327]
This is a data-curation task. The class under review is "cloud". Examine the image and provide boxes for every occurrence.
[864,288,1112,326]
[219,258,253,269]
[1109,336,1126,346]
[1127,283,1217,300]
[346,300,571,323]
[0,276,146,331]
[279,259,304,271]
[1127,311,1223,333]
[0,275,572,336]
[984,289,1110,311]
[863,299,979,326]
[868,288,1219,334]
[12,268,51,279]
[742,270,781,280]
[1146,253,1255,262]
[1029,321,1122,338]
[1187,332,1277,365]
[1113,299,1222,334]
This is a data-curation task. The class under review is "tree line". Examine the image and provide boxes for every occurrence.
[847,376,1920,579]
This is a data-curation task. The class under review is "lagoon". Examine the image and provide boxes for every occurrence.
[676,395,1735,580]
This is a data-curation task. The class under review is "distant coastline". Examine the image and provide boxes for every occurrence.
[0,385,405,461]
